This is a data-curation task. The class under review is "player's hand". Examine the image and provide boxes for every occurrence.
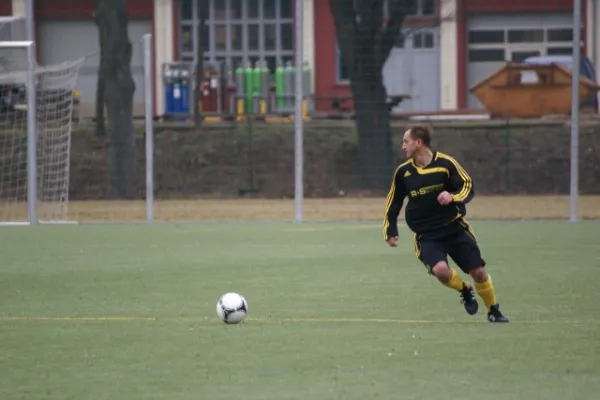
[386,236,398,247]
[437,191,454,205]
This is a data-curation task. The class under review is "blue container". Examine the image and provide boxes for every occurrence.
[164,73,174,115]
[172,69,182,113]
[180,71,190,114]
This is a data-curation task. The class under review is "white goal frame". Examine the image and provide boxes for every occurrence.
[0,40,38,226]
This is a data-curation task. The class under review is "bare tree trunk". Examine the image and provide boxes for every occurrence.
[194,3,208,127]
[95,75,106,136]
[330,0,409,190]
[95,0,136,199]
[194,55,204,127]
[94,9,107,136]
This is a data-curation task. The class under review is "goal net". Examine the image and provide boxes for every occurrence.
[0,42,83,224]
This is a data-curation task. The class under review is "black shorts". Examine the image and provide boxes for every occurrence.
[413,219,485,274]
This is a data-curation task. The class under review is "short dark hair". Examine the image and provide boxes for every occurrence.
[408,125,432,147]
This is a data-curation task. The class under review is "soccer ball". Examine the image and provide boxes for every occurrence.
[216,292,248,324]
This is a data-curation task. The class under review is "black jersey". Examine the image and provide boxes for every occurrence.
[383,151,474,240]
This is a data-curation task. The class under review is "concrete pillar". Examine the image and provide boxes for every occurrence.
[302,0,315,91]
[586,0,600,80]
[154,0,174,117]
[11,0,25,17]
[439,0,458,110]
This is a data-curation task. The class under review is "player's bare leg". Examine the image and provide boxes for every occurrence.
[431,261,479,316]
[469,266,509,323]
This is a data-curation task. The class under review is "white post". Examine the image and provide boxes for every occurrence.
[26,41,37,224]
[25,0,34,42]
[143,34,155,223]
[570,0,582,223]
[294,0,304,223]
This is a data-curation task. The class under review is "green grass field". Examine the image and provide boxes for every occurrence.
[1,222,599,399]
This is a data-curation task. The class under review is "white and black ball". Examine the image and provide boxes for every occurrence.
[216,292,248,324]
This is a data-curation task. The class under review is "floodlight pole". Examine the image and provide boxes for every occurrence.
[294,0,304,223]
[143,34,154,223]
[570,0,582,223]
[25,0,35,42]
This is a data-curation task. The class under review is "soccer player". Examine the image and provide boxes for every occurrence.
[383,125,508,323]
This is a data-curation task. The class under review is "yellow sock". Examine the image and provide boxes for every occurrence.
[474,276,497,311]
[443,268,468,291]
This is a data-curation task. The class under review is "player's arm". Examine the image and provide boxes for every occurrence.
[383,168,406,243]
[445,156,474,204]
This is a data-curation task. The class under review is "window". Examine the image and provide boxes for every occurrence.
[264,24,277,50]
[508,29,544,43]
[199,23,210,49]
[179,0,293,72]
[468,49,505,62]
[280,23,293,51]
[547,28,572,42]
[414,32,434,49]
[181,0,193,20]
[230,0,243,19]
[394,33,405,49]
[468,30,505,44]
[181,25,194,53]
[214,24,226,51]
[337,47,350,82]
[231,24,243,51]
[247,0,259,18]
[181,55,194,63]
[511,51,540,62]
[422,0,435,15]
[280,0,292,18]
[214,0,226,19]
[264,0,276,18]
[547,47,574,55]
[384,0,434,17]
[248,24,259,50]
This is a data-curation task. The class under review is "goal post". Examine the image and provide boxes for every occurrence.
[0,41,83,225]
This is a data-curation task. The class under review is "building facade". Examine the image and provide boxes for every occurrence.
[3,0,599,116]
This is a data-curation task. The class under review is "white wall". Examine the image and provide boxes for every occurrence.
[154,0,174,117]
[439,0,458,110]
[587,0,600,79]
[302,0,315,91]
[11,0,25,17]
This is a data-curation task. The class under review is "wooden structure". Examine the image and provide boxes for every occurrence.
[470,63,600,118]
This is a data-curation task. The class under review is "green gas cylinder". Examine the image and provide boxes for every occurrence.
[275,62,285,109]
[244,62,254,113]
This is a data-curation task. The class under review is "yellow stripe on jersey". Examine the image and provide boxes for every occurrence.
[437,153,472,202]
[383,161,409,240]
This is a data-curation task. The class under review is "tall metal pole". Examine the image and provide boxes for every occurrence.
[570,0,582,223]
[25,0,35,42]
[26,42,37,224]
[294,0,304,223]
[143,34,154,223]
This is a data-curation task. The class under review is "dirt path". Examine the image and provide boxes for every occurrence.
[62,196,600,222]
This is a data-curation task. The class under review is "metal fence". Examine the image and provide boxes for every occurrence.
[8,0,598,224]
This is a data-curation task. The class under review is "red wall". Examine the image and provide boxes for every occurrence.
[313,0,345,112]
[457,0,582,108]
[35,0,153,20]
[313,2,440,112]
[0,0,10,15]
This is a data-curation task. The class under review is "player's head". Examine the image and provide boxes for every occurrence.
[402,125,432,159]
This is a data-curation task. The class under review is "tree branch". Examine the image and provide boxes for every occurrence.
[376,0,412,66]
[329,0,359,74]
[354,0,384,40]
